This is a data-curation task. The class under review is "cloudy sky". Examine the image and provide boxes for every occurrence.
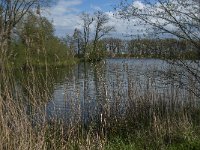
[45,0,199,39]
[46,0,145,38]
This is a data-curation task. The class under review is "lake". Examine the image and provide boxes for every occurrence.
[46,58,198,124]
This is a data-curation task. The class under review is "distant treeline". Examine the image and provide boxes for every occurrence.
[92,38,199,59]
[128,39,197,58]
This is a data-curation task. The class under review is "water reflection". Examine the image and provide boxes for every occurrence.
[47,58,197,124]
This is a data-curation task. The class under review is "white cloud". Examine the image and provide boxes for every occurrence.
[46,0,175,38]
[105,12,145,37]
[44,0,199,38]
[44,0,148,38]
[44,0,149,38]
[51,0,82,15]
[45,0,83,36]
[118,0,200,38]
[90,4,102,11]
[132,1,145,10]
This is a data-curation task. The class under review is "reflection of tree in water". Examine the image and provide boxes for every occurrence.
[47,59,200,137]
[46,61,108,128]
[77,62,106,129]
[10,66,74,124]
[47,60,130,126]
[74,61,127,132]
[16,67,72,101]
[90,61,108,132]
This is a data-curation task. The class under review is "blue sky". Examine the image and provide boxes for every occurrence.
[45,0,197,39]
[46,0,147,38]
[79,0,116,12]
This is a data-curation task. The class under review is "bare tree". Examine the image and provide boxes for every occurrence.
[119,0,200,97]
[93,11,115,52]
[119,0,200,53]
[80,12,94,56]
[79,11,114,60]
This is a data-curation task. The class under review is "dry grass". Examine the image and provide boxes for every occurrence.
[0,58,200,149]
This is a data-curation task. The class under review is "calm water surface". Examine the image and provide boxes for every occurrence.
[46,58,194,123]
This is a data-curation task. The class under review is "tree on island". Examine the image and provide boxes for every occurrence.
[71,11,115,61]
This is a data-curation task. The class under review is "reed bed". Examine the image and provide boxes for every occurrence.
[0,58,200,149]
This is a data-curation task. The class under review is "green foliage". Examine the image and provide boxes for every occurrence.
[85,41,108,62]
[106,137,137,150]
[10,14,75,68]
[9,42,27,67]
[127,38,199,60]
[105,132,200,150]
[44,37,73,64]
